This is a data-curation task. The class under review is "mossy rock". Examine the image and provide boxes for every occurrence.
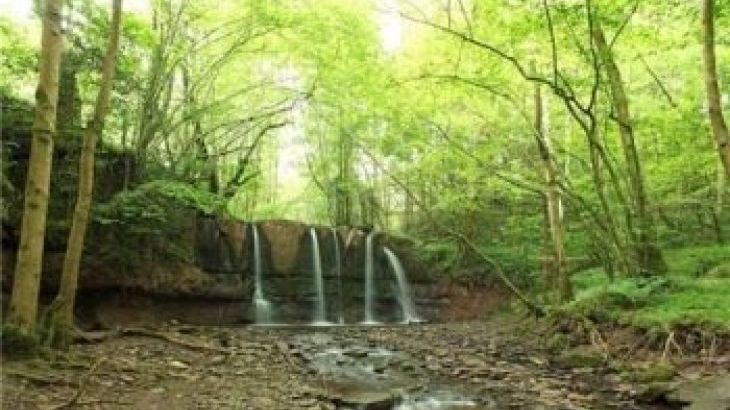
[628,362,677,383]
[0,324,39,359]
[555,346,605,368]
[705,263,730,279]
[634,382,676,403]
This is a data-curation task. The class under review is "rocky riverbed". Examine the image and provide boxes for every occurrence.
[2,316,727,409]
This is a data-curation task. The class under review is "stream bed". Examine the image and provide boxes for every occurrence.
[5,318,723,409]
[290,332,489,409]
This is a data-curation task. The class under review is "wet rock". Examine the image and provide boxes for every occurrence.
[332,391,397,410]
[344,349,369,358]
[150,386,166,394]
[209,355,227,366]
[400,362,416,372]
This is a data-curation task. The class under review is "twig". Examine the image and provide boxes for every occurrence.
[46,357,106,410]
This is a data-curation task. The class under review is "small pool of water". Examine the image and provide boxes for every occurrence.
[295,338,492,409]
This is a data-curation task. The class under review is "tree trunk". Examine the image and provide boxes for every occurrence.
[714,160,726,243]
[46,0,122,348]
[592,22,666,276]
[702,0,730,179]
[7,0,65,335]
[534,82,572,302]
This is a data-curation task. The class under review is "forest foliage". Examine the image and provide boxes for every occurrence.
[1,0,729,339]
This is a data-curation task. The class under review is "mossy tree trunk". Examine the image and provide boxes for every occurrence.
[46,0,123,348]
[8,0,65,335]
[701,0,730,180]
[592,22,666,276]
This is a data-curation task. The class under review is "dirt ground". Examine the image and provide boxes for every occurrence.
[2,315,728,409]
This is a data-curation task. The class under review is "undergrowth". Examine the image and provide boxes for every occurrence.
[564,244,730,331]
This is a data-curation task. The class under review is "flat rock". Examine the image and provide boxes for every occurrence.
[668,374,730,410]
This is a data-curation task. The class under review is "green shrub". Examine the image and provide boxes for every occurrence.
[567,246,730,329]
[87,180,226,269]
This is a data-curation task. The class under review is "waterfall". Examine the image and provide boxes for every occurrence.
[310,228,328,324]
[363,231,377,324]
[383,247,420,323]
[252,224,272,324]
[332,228,344,324]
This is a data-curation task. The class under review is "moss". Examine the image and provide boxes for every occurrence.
[1,324,40,359]
[627,363,677,383]
[556,346,605,368]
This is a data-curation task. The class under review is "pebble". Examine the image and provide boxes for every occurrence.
[168,360,190,370]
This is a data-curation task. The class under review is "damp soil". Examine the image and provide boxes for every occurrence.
[1,315,726,410]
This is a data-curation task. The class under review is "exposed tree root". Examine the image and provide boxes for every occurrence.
[118,327,231,354]
[72,326,231,354]
[661,331,684,362]
[45,357,105,410]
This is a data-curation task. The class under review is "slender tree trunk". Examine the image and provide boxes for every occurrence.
[535,83,572,302]
[403,173,413,231]
[702,0,730,179]
[592,22,666,276]
[714,160,726,243]
[46,0,122,348]
[8,0,65,335]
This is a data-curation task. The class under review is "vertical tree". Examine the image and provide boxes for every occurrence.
[592,21,666,276]
[701,0,730,179]
[534,82,571,302]
[7,0,65,335]
[46,0,123,347]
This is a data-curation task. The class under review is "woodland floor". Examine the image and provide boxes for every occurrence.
[2,315,729,410]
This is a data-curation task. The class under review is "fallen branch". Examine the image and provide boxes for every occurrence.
[5,370,77,387]
[120,327,230,354]
[46,357,106,410]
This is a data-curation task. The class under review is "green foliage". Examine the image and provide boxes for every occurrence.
[94,180,222,224]
[88,180,225,268]
[417,240,459,274]
[567,245,730,329]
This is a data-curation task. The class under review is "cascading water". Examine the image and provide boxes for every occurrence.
[362,231,377,324]
[252,224,272,324]
[310,228,328,324]
[383,247,421,323]
[331,228,344,324]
